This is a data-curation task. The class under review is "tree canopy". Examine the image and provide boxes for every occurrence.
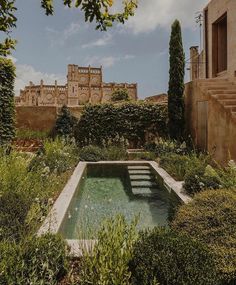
[0,0,137,56]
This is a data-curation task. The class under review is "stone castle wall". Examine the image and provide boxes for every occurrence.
[16,64,138,107]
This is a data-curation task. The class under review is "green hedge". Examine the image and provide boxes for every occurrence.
[74,103,168,147]
[130,227,219,285]
[172,189,236,283]
[0,57,16,145]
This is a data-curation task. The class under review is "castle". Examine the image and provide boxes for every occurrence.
[15,64,138,106]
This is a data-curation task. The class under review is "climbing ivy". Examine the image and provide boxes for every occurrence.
[74,103,168,147]
[0,57,16,145]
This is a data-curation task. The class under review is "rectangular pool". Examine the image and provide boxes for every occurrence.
[59,163,180,239]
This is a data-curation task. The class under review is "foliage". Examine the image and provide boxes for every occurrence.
[79,145,107,162]
[0,234,69,285]
[0,190,30,242]
[0,0,17,56]
[130,227,219,285]
[145,138,189,156]
[55,105,77,138]
[0,147,74,241]
[29,138,79,174]
[75,103,168,148]
[111,89,130,102]
[80,215,138,285]
[0,57,15,145]
[172,189,236,283]
[168,19,185,139]
[16,128,49,139]
[184,165,221,195]
[159,153,207,181]
[129,151,156,161]
[79,144,128,161]
[0,0,137,55]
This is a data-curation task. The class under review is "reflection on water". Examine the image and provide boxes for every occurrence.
[59,164,180,239]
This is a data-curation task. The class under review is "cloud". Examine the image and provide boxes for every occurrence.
[46,22,80,46]
[122,0,209,34]
[85,54,135,68]
[82,33,113,48]
[15,64,66,96]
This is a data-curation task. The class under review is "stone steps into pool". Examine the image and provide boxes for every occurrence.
[128,165,159,196]
[128,165,150,170]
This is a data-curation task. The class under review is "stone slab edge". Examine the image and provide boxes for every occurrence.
[149,161,192,203]
[38,162,87,236]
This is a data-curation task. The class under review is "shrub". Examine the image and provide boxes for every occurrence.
[111,89,129,102]
[79,145,107,162]
[0,57,15,145]
[80,215,138,285]
[29,138,78,174]
[0,234,68,285]
[16,129,49,139]
[184,165,221,195]
[145,138,189,156]
[172,189,236,283]
[106,145,128,160]
[0,191,30,241]
[75,103,168,148]
[130,227,219,285]
[55,105,77,138]
[159,153,208,181]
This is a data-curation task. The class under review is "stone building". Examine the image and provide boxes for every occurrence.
[190,0,236,81]
[15,64,138,106]
[186,0,236,164]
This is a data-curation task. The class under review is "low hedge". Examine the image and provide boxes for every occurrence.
[130,227,219,285]
[172,189,236,283]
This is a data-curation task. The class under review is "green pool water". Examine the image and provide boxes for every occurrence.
[59,164,180,239]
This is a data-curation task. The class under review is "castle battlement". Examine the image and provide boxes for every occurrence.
[16,64,138,107]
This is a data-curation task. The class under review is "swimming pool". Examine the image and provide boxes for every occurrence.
[58,163,180,239]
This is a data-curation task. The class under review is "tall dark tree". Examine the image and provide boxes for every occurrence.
[55,105,77,138]
[168,19,185,139]
[0,57,16,145]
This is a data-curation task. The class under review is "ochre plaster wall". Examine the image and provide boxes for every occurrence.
[185,81,236,164]
[16,106,84,132]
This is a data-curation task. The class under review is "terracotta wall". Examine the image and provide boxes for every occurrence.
[16,106,84,132]
[185,81,236,164]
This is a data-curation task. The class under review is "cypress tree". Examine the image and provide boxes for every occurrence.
[55,105,77,138]
[168,20,185,139]
[0,57,16,145]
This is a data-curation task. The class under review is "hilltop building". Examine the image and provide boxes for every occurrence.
[15,64,138,106]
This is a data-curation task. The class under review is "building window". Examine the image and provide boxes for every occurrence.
[212,13,227,76]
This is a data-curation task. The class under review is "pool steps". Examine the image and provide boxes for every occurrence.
[128,165,159,195]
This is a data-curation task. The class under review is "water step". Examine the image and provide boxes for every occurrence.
[129,175,154,181]
[131,181,158,188]
[132,188,155,195]
[128,170,152,175]
[128,165,150,170]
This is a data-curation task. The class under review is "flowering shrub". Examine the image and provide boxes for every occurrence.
[29,138,79,174]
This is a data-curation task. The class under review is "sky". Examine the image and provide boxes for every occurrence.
[10,0,209,99]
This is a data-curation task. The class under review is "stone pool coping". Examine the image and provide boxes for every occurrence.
[38,161,192,256]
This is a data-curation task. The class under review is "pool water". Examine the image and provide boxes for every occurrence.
[59,164,179,239]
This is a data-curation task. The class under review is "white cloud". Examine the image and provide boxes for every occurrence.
[15,64,66,96]
[85,54,135,68]
[123,0,209,34]
[46,22,81,46]
[82,33,113,48]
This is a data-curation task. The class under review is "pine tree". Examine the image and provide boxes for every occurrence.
[168,20,185,139]
[55,105,77,138]
[0,57,16,145]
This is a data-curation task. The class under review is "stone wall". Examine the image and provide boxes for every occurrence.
[15,106,84,132]
[185,81,236,164]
